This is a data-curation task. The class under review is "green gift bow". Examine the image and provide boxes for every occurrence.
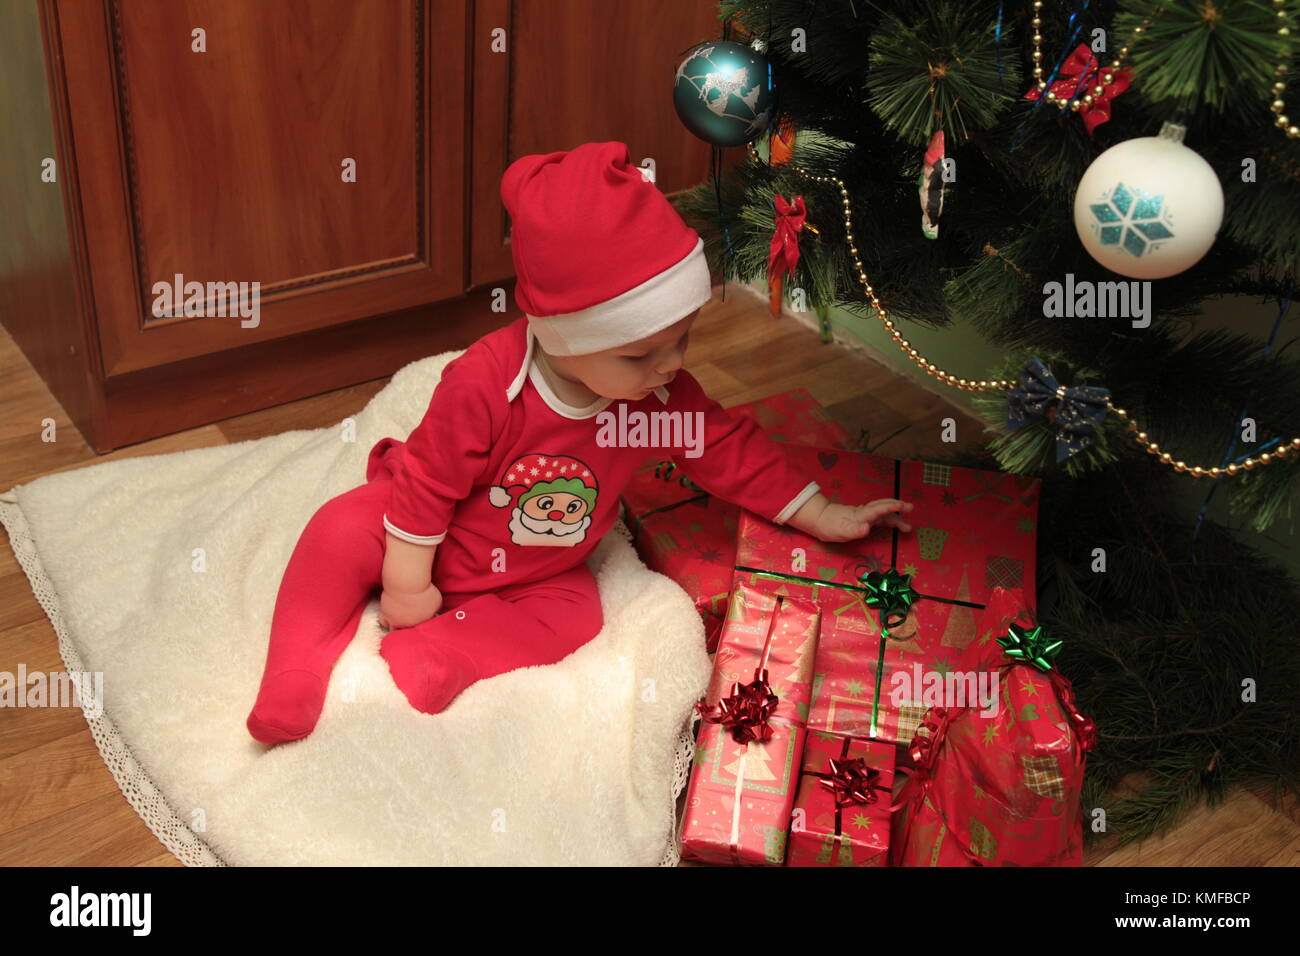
[996,621,1063,672]
[859,568,918,639]
[730,562,959,740]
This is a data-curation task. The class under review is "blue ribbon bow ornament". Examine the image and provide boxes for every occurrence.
[1006,357,1110,463]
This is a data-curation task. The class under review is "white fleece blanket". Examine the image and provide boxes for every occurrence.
[0,351,712,866]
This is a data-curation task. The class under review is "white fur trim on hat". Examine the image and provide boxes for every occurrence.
[526,237,711,356]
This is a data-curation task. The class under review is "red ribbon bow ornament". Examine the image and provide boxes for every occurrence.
[1024,42,1132,136]
[767,194,806,317]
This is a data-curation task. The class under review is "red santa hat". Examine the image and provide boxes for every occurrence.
[500,141,712,356]
[488,454,599,509]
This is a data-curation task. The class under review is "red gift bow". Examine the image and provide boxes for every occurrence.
[816,757,882,809]
[696,668,779,744]
[768,194,806,280]
[1023,42,1132,137]
[1048,666,1098,754]
[907,706,952,773]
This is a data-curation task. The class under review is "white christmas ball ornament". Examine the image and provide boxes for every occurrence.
[1073,122,1223,279]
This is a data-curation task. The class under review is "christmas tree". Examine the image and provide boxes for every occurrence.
[672,0,1300,844]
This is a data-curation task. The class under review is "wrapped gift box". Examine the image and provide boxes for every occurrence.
[891,587,1095,866]
[732,448,1040,747]
[736,448,1040,610]
[786,731,895,867]
[622,389,853,650]
[679,584,821,866]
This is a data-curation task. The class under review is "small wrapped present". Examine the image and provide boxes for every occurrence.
[787,731,895,866]
[622,390,852,650]
[680,584,821,865]
[732,448,1040,746]
[891,587,1096,866]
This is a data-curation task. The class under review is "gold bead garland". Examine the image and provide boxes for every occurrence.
[1271,0,1300,138]
[1030,0,1297,139]
[745,140,1300,476]
[1029,0,1155,113]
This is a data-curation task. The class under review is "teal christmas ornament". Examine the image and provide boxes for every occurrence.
[673,41,774,147]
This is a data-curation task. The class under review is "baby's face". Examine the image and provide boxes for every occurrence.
[561,309,698,401]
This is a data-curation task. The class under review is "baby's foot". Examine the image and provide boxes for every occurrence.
[380,624,478,715]
[246,669,327,744]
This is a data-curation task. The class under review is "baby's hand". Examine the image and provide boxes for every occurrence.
[379,583,443,631]
[813,499,913,543]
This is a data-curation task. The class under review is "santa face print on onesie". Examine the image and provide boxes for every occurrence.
[487,453,599,547]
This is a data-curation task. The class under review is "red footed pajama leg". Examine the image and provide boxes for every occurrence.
[380,562,605,715]
[246,480,389,744]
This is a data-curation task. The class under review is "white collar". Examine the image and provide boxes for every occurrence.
[506,325,670,414]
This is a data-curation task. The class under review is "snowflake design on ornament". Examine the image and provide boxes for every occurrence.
[1087,182,1175,258]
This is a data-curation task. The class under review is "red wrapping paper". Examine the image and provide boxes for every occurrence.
[622,389,852,650]
[733,447,1040,746]
[890,587,1094,866]
[680,584,821,866]
[787,732,895,866]
[737,447,1040,609]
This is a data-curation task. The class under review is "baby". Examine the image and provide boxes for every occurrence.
[245,141,913,745]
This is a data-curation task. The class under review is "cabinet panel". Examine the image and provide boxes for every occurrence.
[470,0,724,291]
[58,0,466,376]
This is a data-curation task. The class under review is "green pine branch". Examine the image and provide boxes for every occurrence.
[686,0,1300,850]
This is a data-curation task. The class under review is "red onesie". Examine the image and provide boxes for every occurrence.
[382,315,820,592]
[245,315,821,743]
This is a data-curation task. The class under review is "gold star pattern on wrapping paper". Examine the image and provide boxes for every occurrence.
[972,781,990,803]
[1016,515,1036,534]
[693,742,714,768]
[843,678,868,697]
[981,723,1001,746]
[1019,677,1040,698]
[931,655,955,677]
[850,810,874,831]
[902,563,919,579]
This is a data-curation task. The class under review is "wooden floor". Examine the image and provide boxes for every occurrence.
[0,289,1295,866]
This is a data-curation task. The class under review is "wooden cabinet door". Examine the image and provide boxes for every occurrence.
[55,0,466,376]
[469,0,724,291]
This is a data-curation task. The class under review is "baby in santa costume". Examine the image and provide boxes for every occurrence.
[245,141,914,744]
